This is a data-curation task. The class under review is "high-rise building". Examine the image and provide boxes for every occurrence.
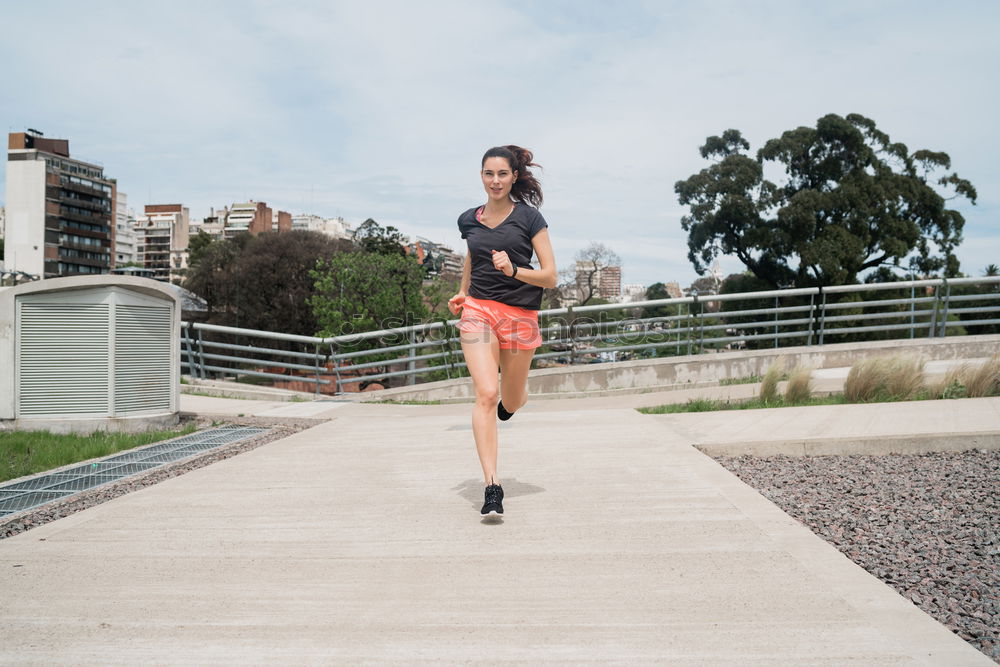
[599,265,622,299]
[225,201,271,238]
[134,204,189,283]
[113,192,137,266]
[4,130,114,278]
[574,261,622,303]
[273,210,291,233]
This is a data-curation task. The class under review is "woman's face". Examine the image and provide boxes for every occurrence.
[481,157,517,202]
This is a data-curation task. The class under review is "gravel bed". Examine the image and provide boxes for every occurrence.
[716,449,1000,663]
[0,415,326,540]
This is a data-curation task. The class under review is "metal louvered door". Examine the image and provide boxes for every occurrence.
[114,304,172,414]
[17,303,111,416]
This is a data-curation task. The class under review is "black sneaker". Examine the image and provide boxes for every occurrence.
[481,484,504,516]
[497,401,515,421]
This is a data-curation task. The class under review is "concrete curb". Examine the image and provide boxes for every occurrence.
[696,430,1000,457]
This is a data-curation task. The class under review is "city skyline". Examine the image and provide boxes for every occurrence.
[2,1,998,287]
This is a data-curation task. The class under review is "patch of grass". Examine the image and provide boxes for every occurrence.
[719,375,762,386]
[930,365,968,400]
[965,353,1000,398]
[928,354,1000,399]
[638,395,846,414]
[1,424,198,484]
[784,366,814,403]
[844,355,925,402]
[759,359,785,402]
[372,399,443,405]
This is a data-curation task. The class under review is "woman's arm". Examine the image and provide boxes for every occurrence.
[459,252,471,294]
[491,229,557,288]
[448,254,472,315]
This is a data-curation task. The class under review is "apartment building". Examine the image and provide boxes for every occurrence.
[225,201,271,238]
[4,130,114,278]
[290,214,353,240]
[134,204,189,283]
[113,191,137,266]
[407,237,464,278]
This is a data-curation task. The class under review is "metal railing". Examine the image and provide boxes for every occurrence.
[180,276,1000,394]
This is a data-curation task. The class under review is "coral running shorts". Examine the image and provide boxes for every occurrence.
[458,296,542,350]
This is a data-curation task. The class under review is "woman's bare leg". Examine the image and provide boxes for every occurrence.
[461,330,501,484]
[498,347,536,413]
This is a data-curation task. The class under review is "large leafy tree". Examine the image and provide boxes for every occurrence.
[183,230,351,335]
[310,252,427,342]
[227,231,353,334]
[354,218,407,256]
[675,114,977,288]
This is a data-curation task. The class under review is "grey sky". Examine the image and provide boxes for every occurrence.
[2,0,997,286]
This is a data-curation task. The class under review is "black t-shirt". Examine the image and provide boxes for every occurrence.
[458,203,548,310]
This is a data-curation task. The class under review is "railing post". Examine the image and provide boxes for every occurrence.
[938,279,951,338]
[807,291,816,346]
[819,290,827,345]
[329,343,344,395]
[773,295,780,349]
[195,326,207,379]
[928,284,940,338]
[909,283,916,339]
[182,323,197,379]
[313,342,323,396]
[687,297,696,356]
[440,320,454,380]
[406,330,417,385]
[567,306,576,365]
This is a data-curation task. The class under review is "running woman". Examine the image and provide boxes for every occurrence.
[448,145,557,517]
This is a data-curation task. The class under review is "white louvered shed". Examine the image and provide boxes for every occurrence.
[0,276,180,433]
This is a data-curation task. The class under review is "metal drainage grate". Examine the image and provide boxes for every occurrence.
[0,425,268,518]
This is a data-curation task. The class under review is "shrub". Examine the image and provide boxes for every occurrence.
[759,359,784,403]
[965,353,1000,398]
[930,365,968,399]
[784,366,813,403]
[844,355,925,402]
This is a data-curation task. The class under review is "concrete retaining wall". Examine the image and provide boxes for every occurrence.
[363,334,1000,403]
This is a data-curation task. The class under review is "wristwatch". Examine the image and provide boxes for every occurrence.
[511,265,518,279]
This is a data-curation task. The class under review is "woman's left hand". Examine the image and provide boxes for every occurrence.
[491,249,515,277]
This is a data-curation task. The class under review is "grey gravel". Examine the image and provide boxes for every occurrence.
[0,415,325,541]
[716,449,1000,663]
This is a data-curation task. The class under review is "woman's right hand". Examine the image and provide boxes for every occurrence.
[447,292,466,315]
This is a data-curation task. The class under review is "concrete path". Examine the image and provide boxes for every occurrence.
[1,395,995,663]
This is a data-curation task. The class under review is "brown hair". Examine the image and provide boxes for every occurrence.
[481,145,543,207]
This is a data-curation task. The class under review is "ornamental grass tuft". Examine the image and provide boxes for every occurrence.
[759,359,784,403]
[784,366,814,404]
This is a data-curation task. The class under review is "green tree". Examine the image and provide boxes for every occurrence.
[310,252,427,344]
[354,218,406,256]
[187,229,215,269]
[182,233,252,316]
[183,230,350,335]
[226,231,353,335]
[675,114,977,288]
[642,282,679,319]
[421,274,461,322]
[0,237,5,258]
